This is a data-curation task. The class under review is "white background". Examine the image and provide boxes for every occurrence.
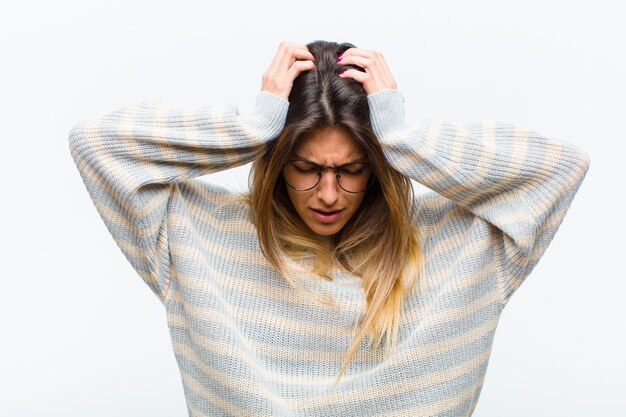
[1,0,623,416]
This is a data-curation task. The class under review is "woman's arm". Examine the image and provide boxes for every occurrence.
[368,88,590,305]
[68,92,288,301]
[338,47,590,306]
[68,42,314,302]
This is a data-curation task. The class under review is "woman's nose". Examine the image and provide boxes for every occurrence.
[316,170,339,204]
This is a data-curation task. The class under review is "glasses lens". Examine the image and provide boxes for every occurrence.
[283,160,321,190]
[337,163,372,192]
[283,160,373,192]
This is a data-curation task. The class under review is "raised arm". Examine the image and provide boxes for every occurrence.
[367,88,590,305]
[68,92,288,300]
[338,47,590,306]
[68,42,315,302]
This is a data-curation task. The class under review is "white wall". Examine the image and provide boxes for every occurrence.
[1,0,623,416]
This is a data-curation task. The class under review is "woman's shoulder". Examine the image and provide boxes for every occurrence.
[414,190,463,218]
[413,191,477,239]
[177,178,253,224]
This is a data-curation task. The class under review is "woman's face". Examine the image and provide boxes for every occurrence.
[284,126,368,237]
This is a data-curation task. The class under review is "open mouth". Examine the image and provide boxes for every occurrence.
[311,208,344,223]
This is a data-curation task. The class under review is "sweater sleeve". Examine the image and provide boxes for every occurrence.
[367,89,590,307]
[68,90,289,302]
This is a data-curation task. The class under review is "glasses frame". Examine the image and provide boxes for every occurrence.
[282,158,375,194]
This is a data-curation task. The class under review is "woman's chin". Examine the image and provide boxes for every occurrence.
[305,221,343,237]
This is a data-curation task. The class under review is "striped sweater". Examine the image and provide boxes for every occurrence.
[68,88,590,417]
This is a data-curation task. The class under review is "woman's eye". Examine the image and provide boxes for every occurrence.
[292,162,318,174]
[341,164,368,175]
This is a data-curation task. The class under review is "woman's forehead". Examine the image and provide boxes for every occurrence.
[294,126,366,160]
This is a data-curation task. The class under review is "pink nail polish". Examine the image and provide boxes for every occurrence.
[339,69,345,75]
[337,56,343,62]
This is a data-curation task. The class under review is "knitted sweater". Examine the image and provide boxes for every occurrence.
[68,88,590,417]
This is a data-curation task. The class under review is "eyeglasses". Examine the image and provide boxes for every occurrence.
[282,159,374,193]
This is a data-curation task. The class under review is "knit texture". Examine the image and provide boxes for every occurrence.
[68,89,590,417]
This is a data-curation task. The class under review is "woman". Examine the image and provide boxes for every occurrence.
[68,40,590,416]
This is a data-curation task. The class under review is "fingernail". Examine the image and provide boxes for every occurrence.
[337,57,343,62]
[339,69,345,75]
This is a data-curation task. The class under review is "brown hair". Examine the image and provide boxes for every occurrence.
[243,40,424,388]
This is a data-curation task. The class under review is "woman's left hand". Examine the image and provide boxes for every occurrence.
[336,47,398,95]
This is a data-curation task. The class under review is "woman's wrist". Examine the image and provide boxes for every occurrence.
[244,90,290,141]
[367,88,408,139]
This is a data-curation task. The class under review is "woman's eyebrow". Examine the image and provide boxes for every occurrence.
[292,155,368,164]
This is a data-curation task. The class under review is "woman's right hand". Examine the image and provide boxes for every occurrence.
[261,41,316,101]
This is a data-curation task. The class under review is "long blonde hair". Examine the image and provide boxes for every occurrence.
[242,40,425,388]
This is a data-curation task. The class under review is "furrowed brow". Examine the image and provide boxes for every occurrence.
[291,155,368,166]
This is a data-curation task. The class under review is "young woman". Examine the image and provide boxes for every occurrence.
[68,40,590,416]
